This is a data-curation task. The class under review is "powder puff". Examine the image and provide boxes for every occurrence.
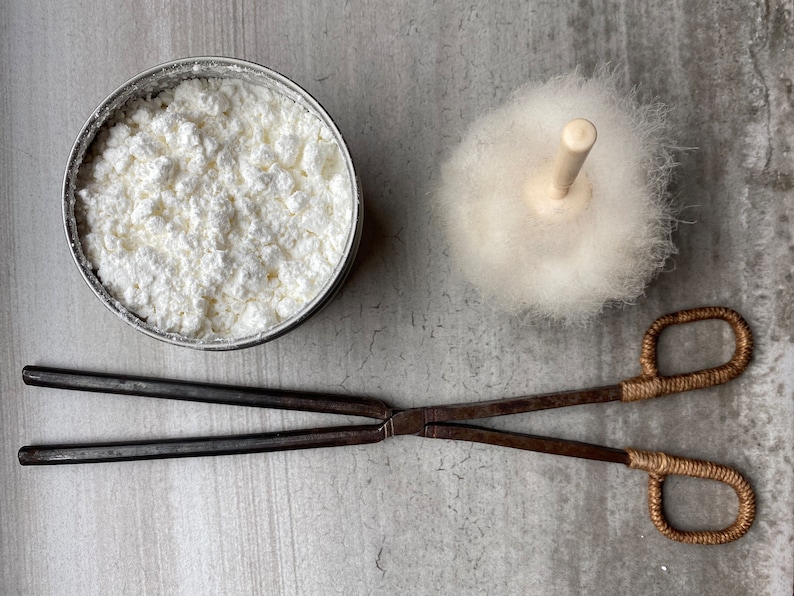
[435,69,679,324]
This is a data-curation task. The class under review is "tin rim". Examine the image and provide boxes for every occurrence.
[63,57,362,350]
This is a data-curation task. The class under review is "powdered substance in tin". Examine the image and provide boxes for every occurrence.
[75,77,354,340]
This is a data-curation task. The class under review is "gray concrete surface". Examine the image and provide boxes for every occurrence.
[1,1,792,594]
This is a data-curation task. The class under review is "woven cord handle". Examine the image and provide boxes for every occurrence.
[620,307,753,402]
[626,448,756,544]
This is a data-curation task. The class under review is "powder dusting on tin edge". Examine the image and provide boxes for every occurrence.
[75,77,354,341]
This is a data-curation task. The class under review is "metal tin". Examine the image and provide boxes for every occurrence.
[63,57,362,350]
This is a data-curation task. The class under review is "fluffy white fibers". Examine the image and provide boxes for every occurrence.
[435,69,678,324]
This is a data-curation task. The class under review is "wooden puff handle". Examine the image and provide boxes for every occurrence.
[548,118,597,199]
[620,307,753,402]
[626,449,756,545]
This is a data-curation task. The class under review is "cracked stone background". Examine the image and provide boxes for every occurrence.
[1,1,793,594]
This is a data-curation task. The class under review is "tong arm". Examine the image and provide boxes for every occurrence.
[18,424,388,465]
[23,366,392,420]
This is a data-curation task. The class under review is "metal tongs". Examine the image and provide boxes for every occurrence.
[19,307,756,544]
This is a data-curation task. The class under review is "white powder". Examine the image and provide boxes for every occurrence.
[76,77,354,341]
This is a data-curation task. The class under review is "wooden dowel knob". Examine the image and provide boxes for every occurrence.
[548,118,597,199]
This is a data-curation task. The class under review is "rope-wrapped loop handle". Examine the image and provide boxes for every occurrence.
[620,307,753,402]
[626,448,755,544]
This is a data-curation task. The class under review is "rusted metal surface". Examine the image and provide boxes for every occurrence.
[400,385,623,425]
[18,425,388,465]
[21,305,750,466]
[422,423,630,464]
[22,366,393,420]
[18,367,625,466]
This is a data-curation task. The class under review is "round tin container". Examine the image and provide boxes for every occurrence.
[63,57,362,350]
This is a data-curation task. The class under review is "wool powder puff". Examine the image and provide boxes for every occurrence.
[435,69,680,324]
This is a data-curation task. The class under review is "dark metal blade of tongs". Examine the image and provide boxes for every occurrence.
[19,367,624,465]
[19,366,396,465]
[19,424,390,465]
[22,366,392,419]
